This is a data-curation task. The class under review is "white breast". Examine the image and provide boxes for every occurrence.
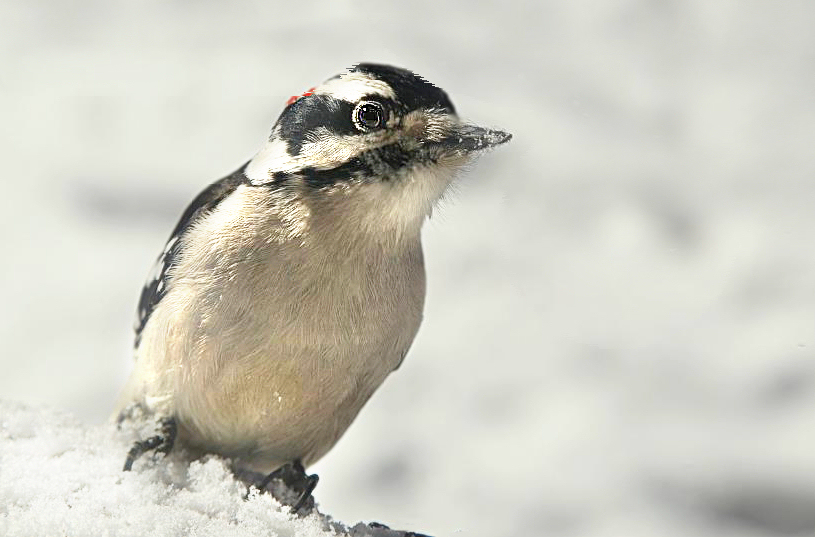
[116,184,426,472]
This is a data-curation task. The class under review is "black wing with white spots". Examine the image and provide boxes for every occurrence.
[134,163,250,349]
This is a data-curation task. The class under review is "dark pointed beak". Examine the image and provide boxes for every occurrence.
[441,124,512,153]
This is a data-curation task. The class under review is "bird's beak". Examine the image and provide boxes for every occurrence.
[438,123,512,154]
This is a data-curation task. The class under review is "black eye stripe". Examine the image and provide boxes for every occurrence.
[278,95,356,155]
[278,94,404,155]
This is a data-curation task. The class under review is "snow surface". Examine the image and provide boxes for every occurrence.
[2,1,815,536]
[1,400,424,537]
[0,400,334,537]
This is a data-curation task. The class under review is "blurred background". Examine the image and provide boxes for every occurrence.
[2,1,814,536]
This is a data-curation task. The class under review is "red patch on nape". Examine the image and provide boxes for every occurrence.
[286,86,317,106]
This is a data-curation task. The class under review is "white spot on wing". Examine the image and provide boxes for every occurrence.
[146,257,164,283]
[163,236,178,254]
[145,235,178,284]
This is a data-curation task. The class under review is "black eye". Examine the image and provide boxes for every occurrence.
[353,101,385,131]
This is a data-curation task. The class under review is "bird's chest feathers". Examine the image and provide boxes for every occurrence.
[170,189,426,371]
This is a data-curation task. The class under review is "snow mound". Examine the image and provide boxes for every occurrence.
[0,400,420,537]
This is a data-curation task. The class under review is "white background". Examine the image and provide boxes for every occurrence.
[1,1,814,536]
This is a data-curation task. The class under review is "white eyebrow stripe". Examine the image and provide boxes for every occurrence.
[315,72,396,102]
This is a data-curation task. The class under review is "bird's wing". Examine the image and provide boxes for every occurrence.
[134,163,250,349]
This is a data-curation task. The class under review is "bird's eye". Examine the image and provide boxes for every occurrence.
[353,101,385,131]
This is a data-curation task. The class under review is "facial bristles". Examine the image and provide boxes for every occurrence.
[408,108,459,143]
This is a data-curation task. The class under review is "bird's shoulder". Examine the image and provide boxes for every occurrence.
[134,162,250,348]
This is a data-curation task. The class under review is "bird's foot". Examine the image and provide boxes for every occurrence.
[122,416,177,471]
[254,460,319,516]
[115,403,148,429]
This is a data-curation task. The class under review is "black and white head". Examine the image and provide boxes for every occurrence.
[244,63,511,237]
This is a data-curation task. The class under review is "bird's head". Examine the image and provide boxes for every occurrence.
[245,63,511,237]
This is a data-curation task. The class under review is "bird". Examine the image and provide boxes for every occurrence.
[113,63,511,507]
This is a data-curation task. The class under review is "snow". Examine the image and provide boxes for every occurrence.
[2,1,815,536]
[0,401,429,536]
[0,401,333,537]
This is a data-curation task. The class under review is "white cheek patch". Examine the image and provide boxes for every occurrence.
[246,128,396,184]
[245,137,293,183]
[299,128,371,166]
[245,132,368,182]
[315,72,396,102]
